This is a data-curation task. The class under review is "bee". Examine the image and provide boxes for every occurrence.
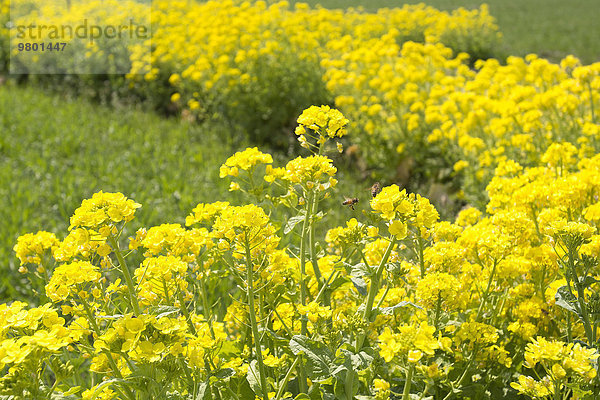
[342,197,359,210]
[370,182,381,198]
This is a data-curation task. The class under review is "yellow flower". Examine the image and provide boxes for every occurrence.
[284,155,337,186]
[296,105,349,138]
[45,261,101,302]
[407,349,423,363]
[373,378,390,392]
[69,191,141,230]
[388,220,407,238]
[370,184,411,221]
[13,231,59,266]
[219,147,273,178]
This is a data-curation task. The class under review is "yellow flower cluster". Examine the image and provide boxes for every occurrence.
[133,223,211,262]
[134,256,189,305]
[69,191,141,232]
[4,0,503,153]
[185,201,230,226]
[370,185,439,238]
[284,155,337,188]
[219,147,273,178]
[45,261,101,302]
[0,302,87,371]
[13,231,58,266]
[295,105,349,150]
[8,0,150,73]
[378,322,441,363]
[512,337,598,398]
[415,272,462,310]
[8,103,600,398]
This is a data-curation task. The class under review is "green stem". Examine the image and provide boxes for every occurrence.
[299,193,313,333]
[402,365,415,400]
[108,235,140,315]
[554,378,561,400]
[177,288,197,335]
[245,236,269,400]
[199,277,215,338]
[355,237,397,352]
[530,205,542,240]
[297,191,313,394]
[444,345,479,400]
[309,195,327,305]
[566,246,594,343]
[344,369,355,400]
[433,295,442,332]
[80,299,136,400]
[274,357,300,400]
[417,236,425,279]
[475,259,498,322]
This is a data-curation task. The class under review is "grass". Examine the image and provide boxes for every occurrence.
[0,82,366,302]
[293,0,600,64]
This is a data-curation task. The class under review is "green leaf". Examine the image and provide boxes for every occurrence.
[284,212,306,234]
[579,275,599,288]
[289,335,334,382]
[95,314,125,320]
[60,387,81,396]
[83,379,125,400]
[350,351,374,371]
[335,348,373,371]
[151,305,180,319]
[212,368,235,380]
[195,382,212,400]
[295,395,311,400]
[246,360,262,395]
[379,301,422,315]
[555,286,580,316]
[350,276,367,296]
[350,263,371,278]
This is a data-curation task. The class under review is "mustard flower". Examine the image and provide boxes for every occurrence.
[13,231,59,266]
[415,272,461,310]
[296,105,349,138]
[219,147,273,178]
[284,155,337,187]
[370,184,412,221]
[45,261,101,302]
[69,191,141,231]
[185,201,230,226]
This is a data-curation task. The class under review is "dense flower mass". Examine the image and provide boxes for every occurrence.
[296,105,349,139]
[13,231,58,266]
[69,191,141,231]
[2,95,600,399]
[45,261,101,302]
[219,147,273,178]
[2,0,600,396]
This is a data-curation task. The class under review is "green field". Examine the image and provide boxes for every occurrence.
[295,0,600,64]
